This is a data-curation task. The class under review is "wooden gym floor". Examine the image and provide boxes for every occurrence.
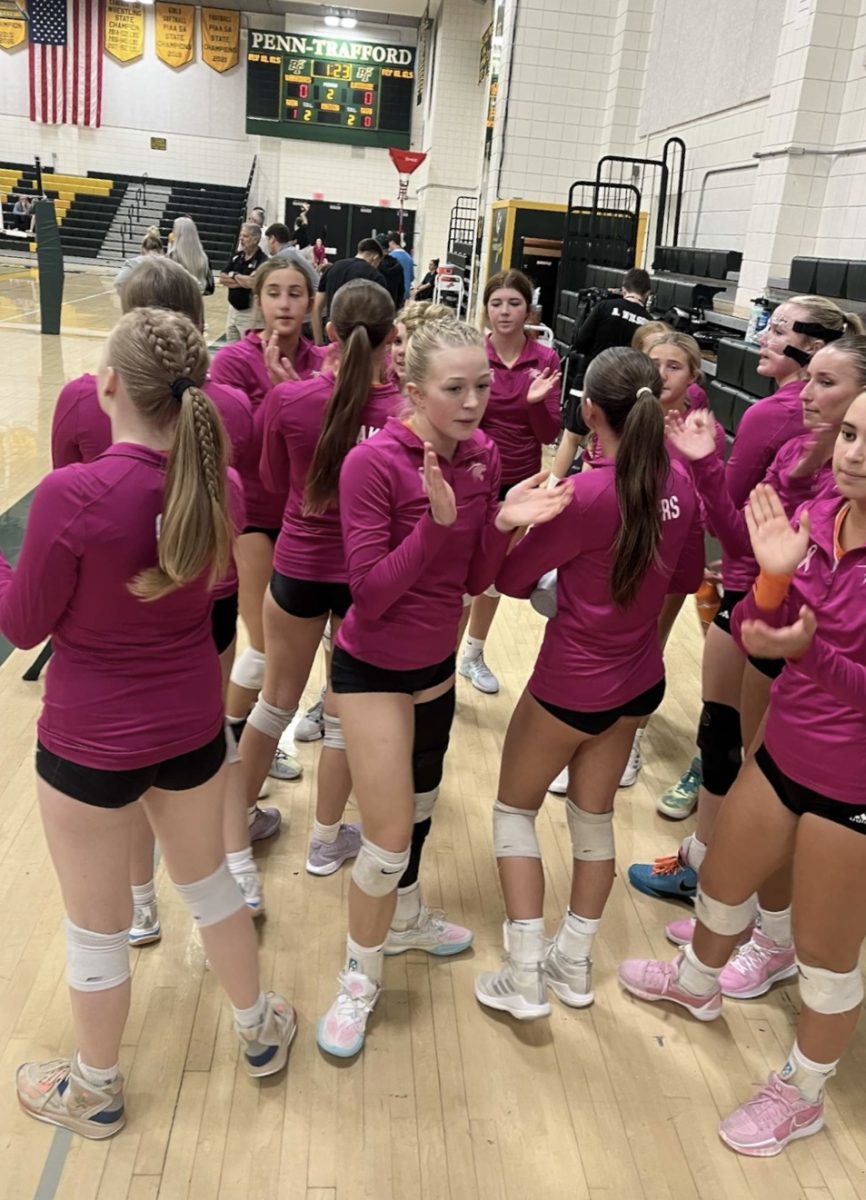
[1,264,865,1200]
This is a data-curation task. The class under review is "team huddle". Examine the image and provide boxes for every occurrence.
[1,251,865,1163]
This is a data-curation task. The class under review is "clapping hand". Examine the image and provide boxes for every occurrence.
[422,445,457,526]
[791,422,836,479]
[740,604,817,661]
[496,472,572,533]
[744,484,811,576]
[264,332,300,386]
[527,368,562,405]
[665,409,718,461]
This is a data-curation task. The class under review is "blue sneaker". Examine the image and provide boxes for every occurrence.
[628,848,698,902]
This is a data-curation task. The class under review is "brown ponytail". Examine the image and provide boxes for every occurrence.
[583,346,667,608]
[304,279,395,514]
[106,307,233,600]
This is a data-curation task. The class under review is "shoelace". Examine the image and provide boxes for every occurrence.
[740,1078,797,1121]
[673,768,701,796]
[334,976,377,1020]
[729,937,773,976]
[651,854,683,877]
[33,1060,71,1091]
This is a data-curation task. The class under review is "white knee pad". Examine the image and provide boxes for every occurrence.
[175,862,246,927]
[65,919,130,993]
[798,960,864,1015]
[323,712,346,751]
[414,788,438,823]
[493,800,541,858]
[247,696,296,740]
[351,837,411,898]
[224,719,241,766]
[322,620,333,654]
[229,646,265,691]
[566,801,614,861]
[694,889,757,936]
[484,583,501,599]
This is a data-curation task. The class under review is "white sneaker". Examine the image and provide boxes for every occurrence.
[295,690,325,742]
[459,653,500,695]
[546,943,594,1008]
[474,922,550,1020]
[128,902,161,947]
[619,731,644,788]
[548,766,568,796]
[385,907,473,957]
[316,970,381,1058]
[231,865,265,918]
[268,747,303,781]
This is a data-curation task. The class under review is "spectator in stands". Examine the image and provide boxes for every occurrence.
[219,222,268,343]
[168,216,213,294]
[113,227,164,291]
[413,258,439,301]
[387,230,414,297]
[292,202,311,249]
[375,232,407,310]
[573,268,652,365]
[11,194,34,234]
[311,237,386,344]
[264,223,292,258]
[313,237,327,271]
[249,207,266,228]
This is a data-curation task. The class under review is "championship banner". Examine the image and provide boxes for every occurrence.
[0,0,26,51]
[201,6,238,73]
[155,1,194,68]
[104,0,144,63]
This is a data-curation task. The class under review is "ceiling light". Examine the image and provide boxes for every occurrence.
[324,14,340,27]
[340,14,357,27]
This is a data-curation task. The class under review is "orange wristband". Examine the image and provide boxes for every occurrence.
[753,571,793,611]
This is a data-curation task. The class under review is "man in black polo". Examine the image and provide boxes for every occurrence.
[218,222,268,343]
[311,237,386,344]
[573,267,652,363]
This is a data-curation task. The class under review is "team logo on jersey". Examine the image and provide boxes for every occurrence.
[528,367,541,380]
[797,544,818,573]
[660,496,681,521]
[466,462,487,481]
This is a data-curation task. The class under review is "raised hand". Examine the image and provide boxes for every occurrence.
[745,484,812,576]
[496,471,573,533]
[790,422,836,478]
[665,409,718,461]
[527,367,562,405]
[264,332,300,386]
[740,604,817,661]
[422,444,457,527]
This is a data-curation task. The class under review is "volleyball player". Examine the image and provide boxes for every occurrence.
[316,319,570,1057]
[211,252,327,824]
[3,308,294,1138]
[621,391,866,1154]
[471,347,702,1019]
[459,269,561,695]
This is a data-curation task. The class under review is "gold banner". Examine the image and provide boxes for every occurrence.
[104,0,144,63]
[155,1,194,69]
[0,16,26,50]
[201,6,238,73]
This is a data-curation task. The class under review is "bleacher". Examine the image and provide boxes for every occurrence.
[706,339,772,438]
[0,161,126,259]
[768,255,866,318]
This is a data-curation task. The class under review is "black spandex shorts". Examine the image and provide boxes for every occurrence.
[747,654,785,680]
[532,678,666,736]
[756,743,866,835]
[242,525,279,542]
[211,591,239,655]
[712,588,747,636]
[332,646,456,695]
[270,570,352,620]
[36,728,227,809]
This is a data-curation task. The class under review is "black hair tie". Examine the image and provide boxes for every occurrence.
[171,377,197,402]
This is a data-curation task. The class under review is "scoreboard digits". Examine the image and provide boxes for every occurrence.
[246,31,415,149]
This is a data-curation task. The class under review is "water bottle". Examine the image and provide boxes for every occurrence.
[745,297,771,344]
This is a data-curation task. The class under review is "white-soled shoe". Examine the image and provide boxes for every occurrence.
[459,653,500,695]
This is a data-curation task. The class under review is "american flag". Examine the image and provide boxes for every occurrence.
[29,0,104,127]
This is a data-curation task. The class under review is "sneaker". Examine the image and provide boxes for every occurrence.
[306,824,361,876]
[628,849,698,902]
[548,766,568,796]
[475,958,551,1020]
[666,916,756,949]
[385,907,473,957]
[236,992,296,1077]
[295,690,325,742]
[546,943,594,1008]
[618,955,722,1021]
[249,804,282,842]
[17,1054,125,1139]
[657,757,701,819]
[268,747,303,781]
[128,902,161,947]
[719,931,797,1000]
[316,970,381,1058]
[719,1073,824,1157]
[232,865,266,918]
[618,733,643,788]
[459,653,500,695]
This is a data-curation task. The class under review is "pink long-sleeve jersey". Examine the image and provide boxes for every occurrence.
[481,337,561,485]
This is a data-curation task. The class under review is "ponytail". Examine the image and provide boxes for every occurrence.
[304,279,394,514]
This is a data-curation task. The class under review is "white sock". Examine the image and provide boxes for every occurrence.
[131,880,156,908]
[683,834,707,871]
[556,910,600,960]
[393,880,422,927]
[226,848,255,876]
[780,1041,837,1102]
[758,905,792,946]
[312,818,341,845]
[346,936,385,985]
[462,635,485,662]
[510,917,546,934]
[233,991,268,1029]
[77,1057,120,1087]
[678,942,723,997]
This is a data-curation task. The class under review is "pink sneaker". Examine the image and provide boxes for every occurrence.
[719,931,798,999]
[665,918,756,949]
[719,1073,824,1157]
[618,954,722,1021]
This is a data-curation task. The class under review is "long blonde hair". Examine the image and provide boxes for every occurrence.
[107,308,233,600]
[169,216,210,284]
[789,294,865,339]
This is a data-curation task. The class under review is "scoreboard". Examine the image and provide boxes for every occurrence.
[246,31,415,149]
